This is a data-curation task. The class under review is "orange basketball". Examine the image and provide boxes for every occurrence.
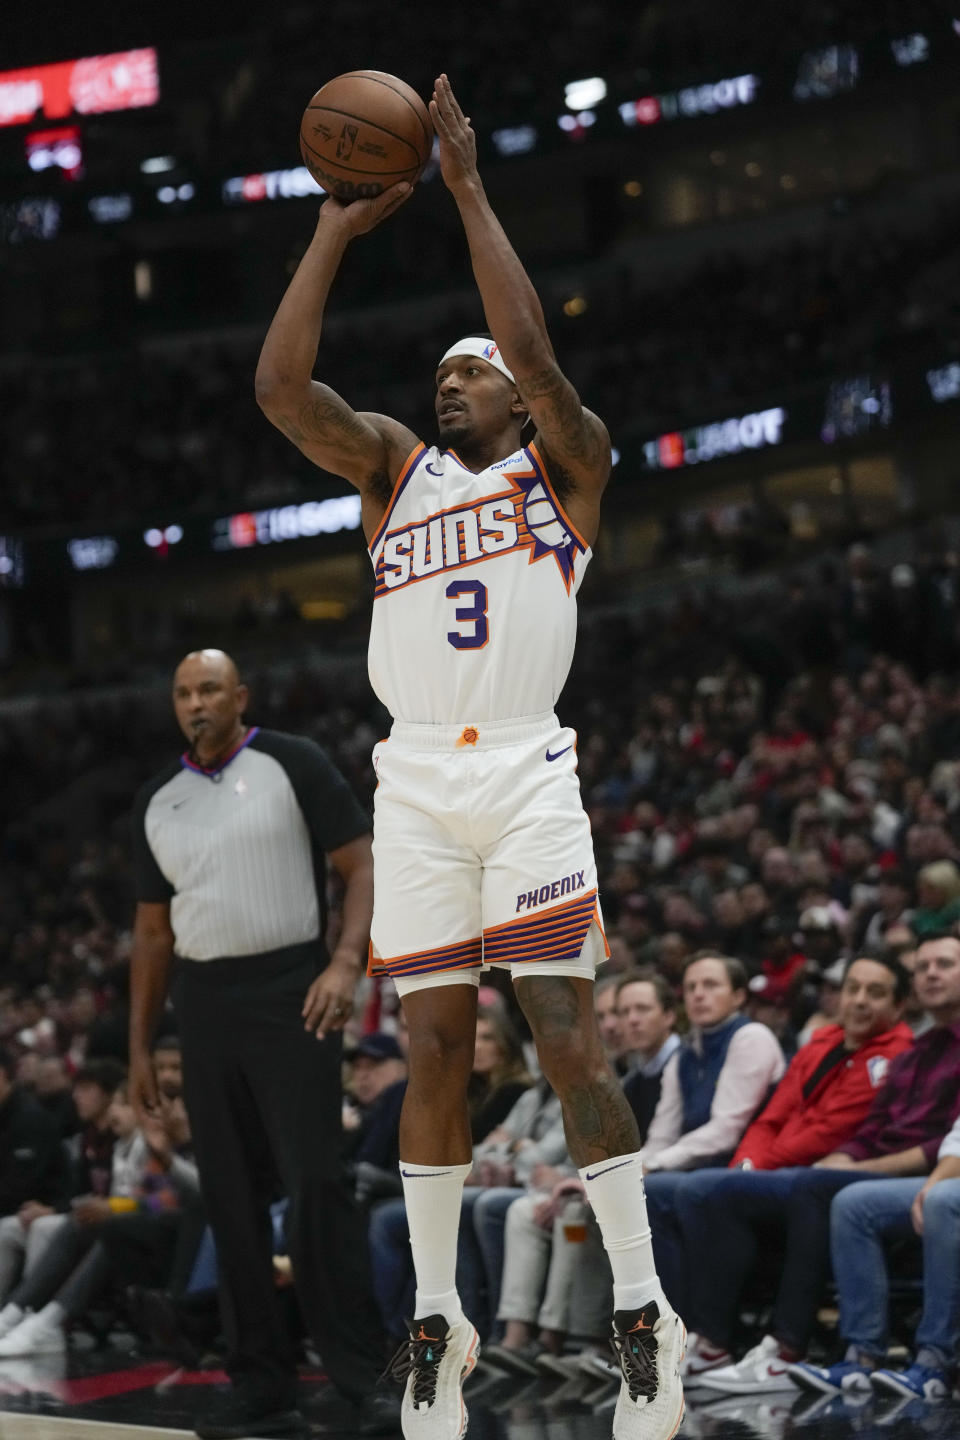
[299,70,433,201]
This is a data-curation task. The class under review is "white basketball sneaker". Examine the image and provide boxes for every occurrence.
[391,1313,480,1440]
[611,1299,685,1440]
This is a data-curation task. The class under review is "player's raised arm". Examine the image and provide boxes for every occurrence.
[255,187,420,526]
[430,74,611,503]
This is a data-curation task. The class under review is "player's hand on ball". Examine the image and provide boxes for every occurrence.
[430,74,478,192]
[320,181,412,238]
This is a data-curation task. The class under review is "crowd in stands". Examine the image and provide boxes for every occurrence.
[4,196,959,530]
[0,535,960,1401]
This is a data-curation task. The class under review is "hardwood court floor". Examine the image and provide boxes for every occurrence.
[0,1351,955,1438]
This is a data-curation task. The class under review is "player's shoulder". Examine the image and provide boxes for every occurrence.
[532,409,611,507]
[357,415,427,483]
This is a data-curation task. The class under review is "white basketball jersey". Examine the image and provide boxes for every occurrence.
[367,443,592,724]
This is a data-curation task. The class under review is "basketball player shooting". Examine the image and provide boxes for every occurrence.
[255,73,683,1440]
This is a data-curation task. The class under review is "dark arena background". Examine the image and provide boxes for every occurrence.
[1,1,960,1437]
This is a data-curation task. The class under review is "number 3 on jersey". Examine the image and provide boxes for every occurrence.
[446,580,489,650]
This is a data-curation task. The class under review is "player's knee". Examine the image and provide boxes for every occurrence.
[534,1033,605,1094]
[407,1023,475,1084]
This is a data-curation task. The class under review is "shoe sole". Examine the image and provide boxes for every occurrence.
[871,1375,946,1402]
[789,1369,843,1397]
[0,1344,65,1358]
[460,1329,480,1437]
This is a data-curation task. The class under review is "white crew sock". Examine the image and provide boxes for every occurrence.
[578,1151,663,1313]
[400,1160,472,1324]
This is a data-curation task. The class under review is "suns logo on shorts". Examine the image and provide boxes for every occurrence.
[374,451,584,598]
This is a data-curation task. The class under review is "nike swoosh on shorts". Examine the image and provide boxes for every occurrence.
[545,746,572,762]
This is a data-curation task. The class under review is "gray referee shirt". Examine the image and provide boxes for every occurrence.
[132,727,370,962]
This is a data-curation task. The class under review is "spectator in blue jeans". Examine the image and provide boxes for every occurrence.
[641,952,785,1311]
[693,934,960,1395]
[789,1109,960,1404]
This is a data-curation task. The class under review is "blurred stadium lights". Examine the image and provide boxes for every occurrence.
[890,34,930,65]
[144,526,184,549]
[562,295,588,317]
[0,538,25,588]
[0,49,159,127]
[557,110,596,139]
[643,407,787,471]
[140,156,176,174]
[212,496,362,550]
[88,193,132,223]
[926,361,960,403]
[793,45,860,101]
[156,183,195,205]
[26,126,83,180]
[66,536,119,572]
[821,375,893,443]
[222,166,323,204]
[564,77,607,110]
[0,196,60,241]
[620,74,759,128]
[134,259,152,300]
[491,125,538,157]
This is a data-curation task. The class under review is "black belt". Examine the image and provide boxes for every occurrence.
[174,938,324,985]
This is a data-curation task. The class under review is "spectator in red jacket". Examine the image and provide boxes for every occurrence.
[654,952,912,1381]
[686,937,960,1394]
[731,958,914,1171]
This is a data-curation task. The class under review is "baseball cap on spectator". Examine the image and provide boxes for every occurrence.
[876,724,908,757]
[351,1033,403,1063]
[747,974,789,1006]
[799,906,838,933]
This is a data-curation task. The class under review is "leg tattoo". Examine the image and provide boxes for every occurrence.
[515,975,641,1167]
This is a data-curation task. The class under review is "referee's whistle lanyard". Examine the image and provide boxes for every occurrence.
[183,725,257,780]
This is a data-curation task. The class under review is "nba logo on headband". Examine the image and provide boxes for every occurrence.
[441,337,515,384]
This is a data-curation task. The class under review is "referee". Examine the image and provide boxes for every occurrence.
[129,649,394,1440]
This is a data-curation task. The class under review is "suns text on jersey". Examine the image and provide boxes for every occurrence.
[376,496,524,592]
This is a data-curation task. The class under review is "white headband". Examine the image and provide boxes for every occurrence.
[440,337,515,384]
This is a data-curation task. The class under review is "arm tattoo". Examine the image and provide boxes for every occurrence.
[297,394,371,450]
[521,366,604,468]
[276,414,305,446]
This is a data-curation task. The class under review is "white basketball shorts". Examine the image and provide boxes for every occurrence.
[368,712,608,996]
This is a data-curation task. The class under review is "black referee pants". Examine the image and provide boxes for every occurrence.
[172,943,384,1402]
